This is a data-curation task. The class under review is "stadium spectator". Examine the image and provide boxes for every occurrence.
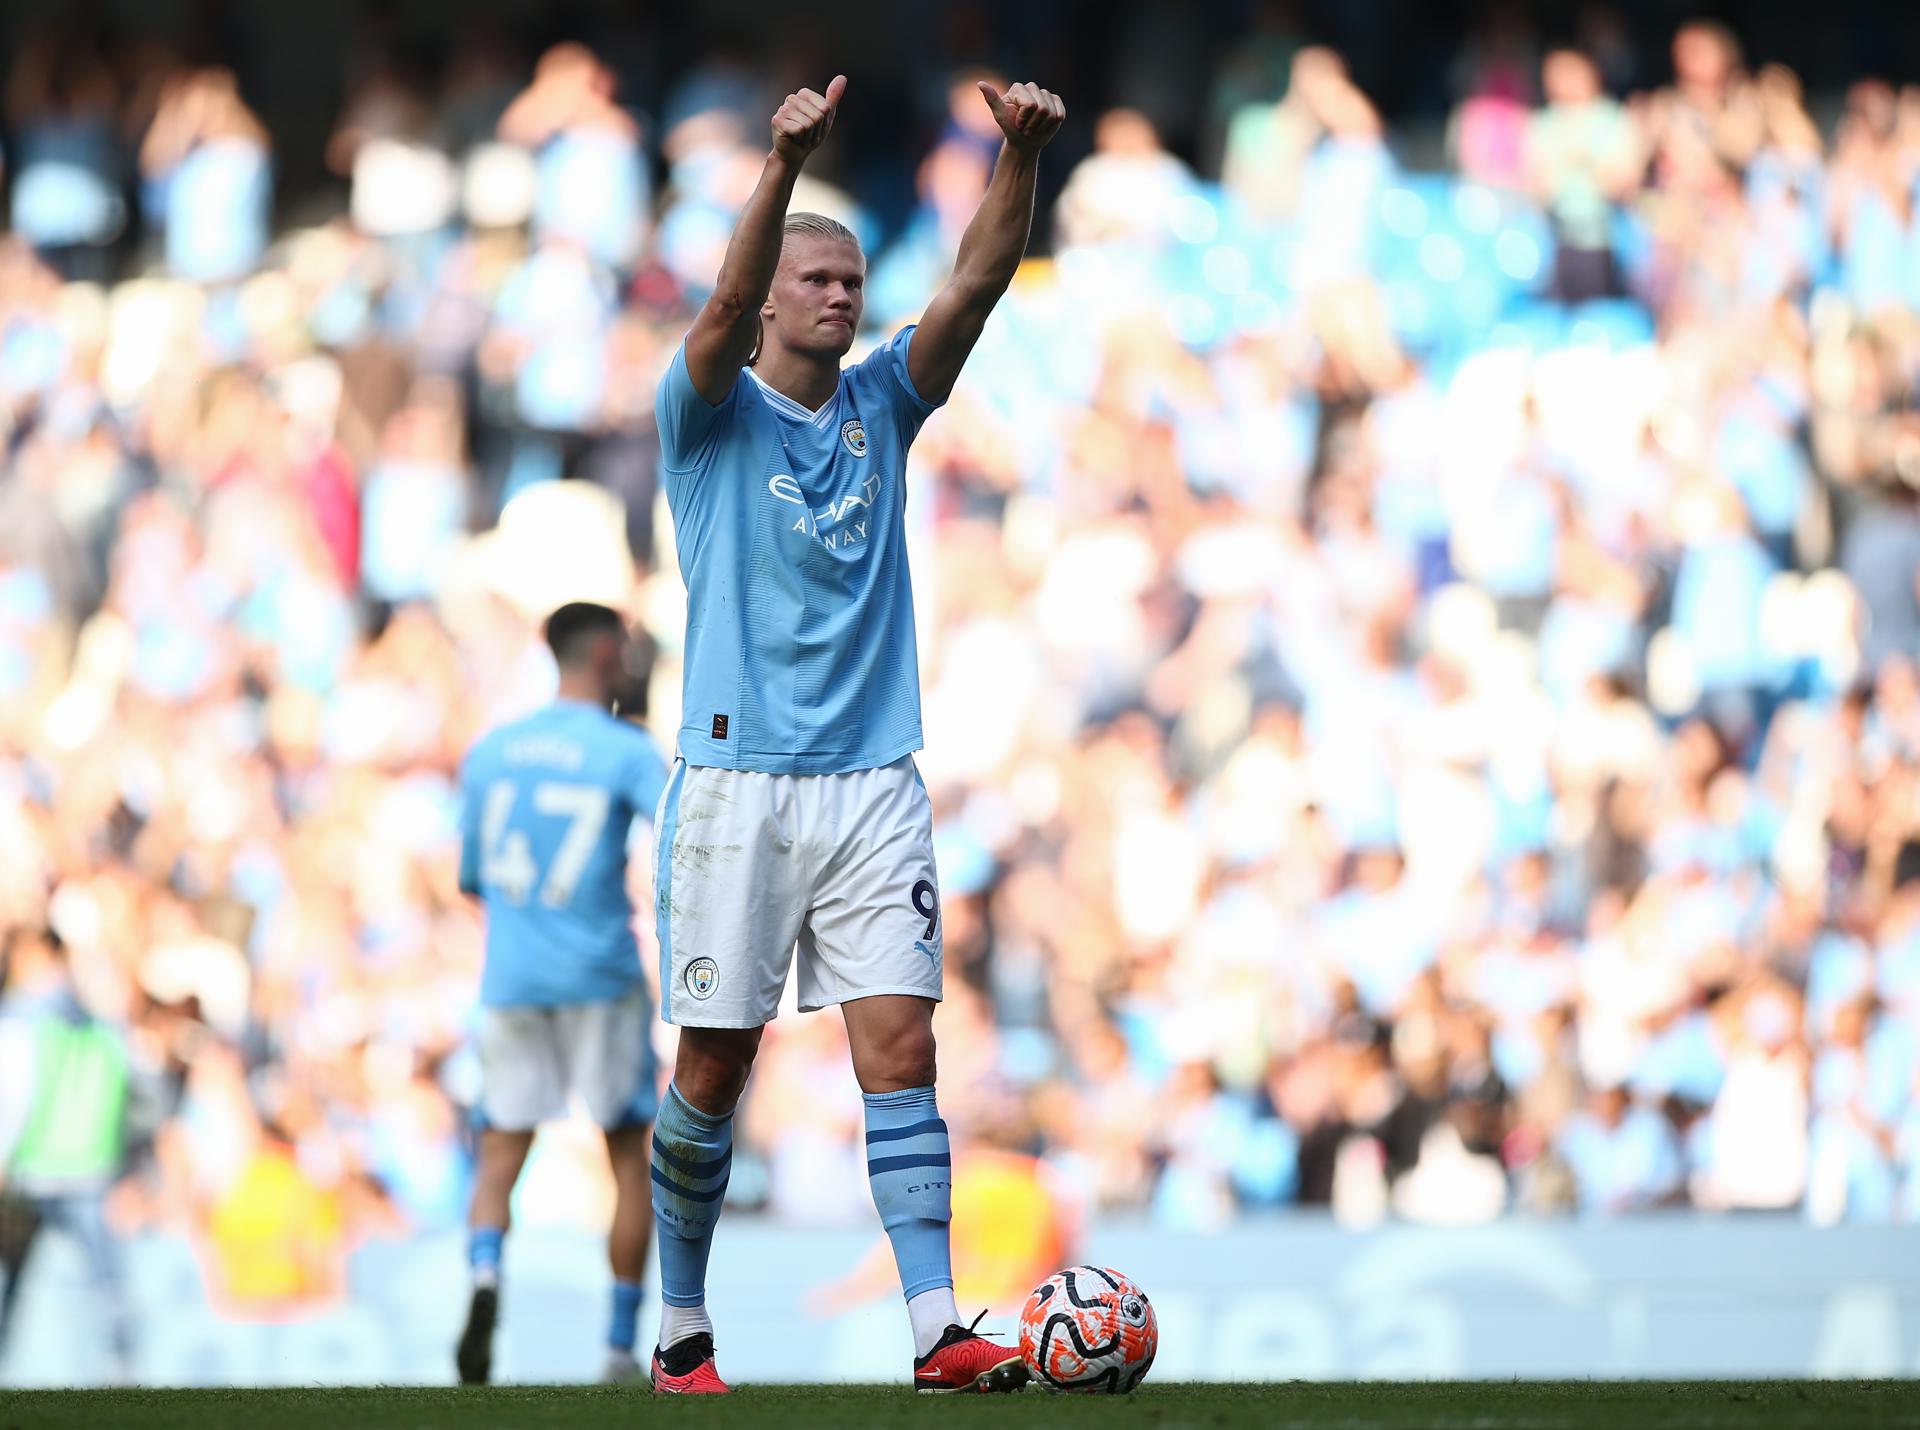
[138,68,272,285]
[1526,48,1638,303]
[1556,1084,1683,1213]
[868,91,996,322]
[1221,45,1389,290]
[1448,4,1538,192]
[357,375,472,605]
[1056,108,1197,249]
[5,32,127,282]
[327,58,459,244]
[1642,19,1762,197]
[1841,464,1920,675]
[497,44,649,275]
[0,927,136,1379]
[1201,1,1304,173]
[1825,80,1913,319]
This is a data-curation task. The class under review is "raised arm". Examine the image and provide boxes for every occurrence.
[908,81,1065,405]
[681,74,847,404]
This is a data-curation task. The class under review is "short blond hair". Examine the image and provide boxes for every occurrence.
[781,211,859,248]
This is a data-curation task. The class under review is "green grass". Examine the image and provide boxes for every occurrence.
[1,1382,1917,1430]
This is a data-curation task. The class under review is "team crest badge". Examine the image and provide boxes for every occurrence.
[686,958,719,1000]
[841,418,868,458]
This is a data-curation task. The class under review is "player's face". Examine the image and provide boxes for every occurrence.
[764,235,865,358]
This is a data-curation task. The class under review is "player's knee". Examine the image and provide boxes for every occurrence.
[674,1060,748,1116]
[478,1131,533,1183]
[897,1024,938,1088]
[862,1019,937,1091]
[672,1026,761,1114]
[604,1124,651,1181]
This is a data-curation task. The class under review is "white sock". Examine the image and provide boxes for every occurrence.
[907,1286,962,1358]
[659,1300,714,1352]
[472,1265,500,1290]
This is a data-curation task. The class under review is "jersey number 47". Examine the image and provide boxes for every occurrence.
[479,779,610,908]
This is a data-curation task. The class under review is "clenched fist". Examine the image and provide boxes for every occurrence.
[771,75,847,164]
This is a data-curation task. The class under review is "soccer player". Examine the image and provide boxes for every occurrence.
[454,602,669,1384]
[648,73,1064,1393]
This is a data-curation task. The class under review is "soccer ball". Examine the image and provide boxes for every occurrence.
[1018,1266,1158,1393]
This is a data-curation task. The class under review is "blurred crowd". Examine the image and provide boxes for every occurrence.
[3,10,1920,1335]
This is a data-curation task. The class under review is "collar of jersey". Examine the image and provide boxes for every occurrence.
[747,368,841,428]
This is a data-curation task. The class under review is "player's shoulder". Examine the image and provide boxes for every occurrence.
[461,719,511,772]
[846,325,916,384]
[660,342,752,407]
[581,712,666,802]
[656,346,753,474]
[845,325,932,413]
[572,704,662,756]
[467,700,582,759]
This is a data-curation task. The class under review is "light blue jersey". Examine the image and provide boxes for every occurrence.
[459,700,668,1007]
[655,326,941,773]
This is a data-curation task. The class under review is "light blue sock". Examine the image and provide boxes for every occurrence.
[862,1086,954,1299]
[609,1279,644,1352]
[650,1083,733,1309]
[469,1225,504,1285]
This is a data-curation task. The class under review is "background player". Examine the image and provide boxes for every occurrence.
[648,73,1064,1393]
[454,602,668,1384]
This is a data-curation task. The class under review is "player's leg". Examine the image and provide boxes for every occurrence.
[602,1123,651,1380]
[649,764,801,1391]
[568,989,660,1382]
[842,996,947,1305]
[840,998,1020,1392]
[468,1129,537,1277]
[458,1005,562,1384]
[459,1127,533,1383]
[840,993,960,1329]
[802,759,1025,1392]
[647,1025,759,1389]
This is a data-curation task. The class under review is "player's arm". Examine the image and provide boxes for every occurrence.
[624,735,668,830]
[621,737,668,899]
[907,81,1066,406]
[681,75,848,404]
[457,758,484,899]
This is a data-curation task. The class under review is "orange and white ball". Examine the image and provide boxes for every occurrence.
[1017,1266,1158,1393]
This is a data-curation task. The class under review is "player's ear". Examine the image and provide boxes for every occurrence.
[597,630,623,671]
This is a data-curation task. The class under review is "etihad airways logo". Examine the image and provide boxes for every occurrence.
[768,472,882,552]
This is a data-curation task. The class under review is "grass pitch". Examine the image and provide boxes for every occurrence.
[1,1382,1917,1430]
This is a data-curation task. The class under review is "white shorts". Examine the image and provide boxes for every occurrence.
[653,756,945,1027]
[478,988,659,1131]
